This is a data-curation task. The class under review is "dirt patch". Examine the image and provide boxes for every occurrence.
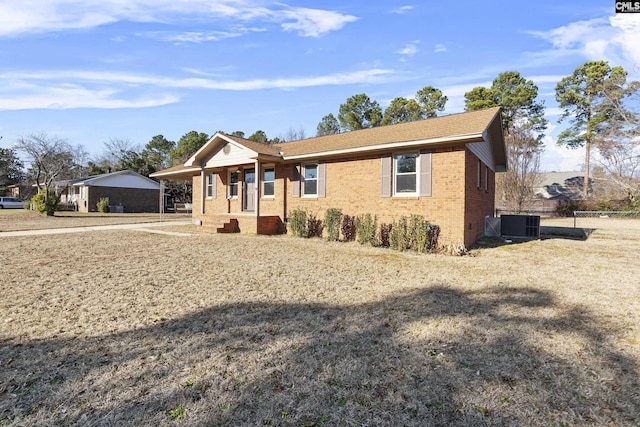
[1,219,639,426]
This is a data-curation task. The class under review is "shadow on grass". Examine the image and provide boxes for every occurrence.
[540,226,595,241]
[1,286,638,426]
[472,227,596,250]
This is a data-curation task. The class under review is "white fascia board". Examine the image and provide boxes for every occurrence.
[184,132,227,167]
[149,167,202,178]
[281,133,483,161]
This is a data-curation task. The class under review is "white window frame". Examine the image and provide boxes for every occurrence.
[477,160,482,189]
[228,170,238,199]
[262,165,275,198]
[206,173,215,198]
[79,186,85,199]
[393,152,419,197]
[302,163,318,197]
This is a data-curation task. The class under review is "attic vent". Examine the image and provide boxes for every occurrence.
[223,144,231,155]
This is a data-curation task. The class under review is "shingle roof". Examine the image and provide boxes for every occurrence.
[223,134,282,157]
[276,107,501,157]
[150,107,504,178]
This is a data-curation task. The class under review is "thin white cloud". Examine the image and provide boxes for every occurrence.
[433,44,447,53]
[397,44,418,56]
[280,7,358,37]
[528,74,566,85]
[0,1,357,38]
[389,6,414,15]
[138,30,243,43]
[0,68,395,110]
[527,14,640,78]
[0,84,179,110]
[540,141,584,172]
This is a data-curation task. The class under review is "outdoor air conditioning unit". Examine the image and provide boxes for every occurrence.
[500,215,540,239]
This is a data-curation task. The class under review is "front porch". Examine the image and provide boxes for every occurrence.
[192,213,285,235]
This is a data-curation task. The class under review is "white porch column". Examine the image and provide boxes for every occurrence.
[255,160,260,217]
[200,168,206,215]
[159,179,164,220]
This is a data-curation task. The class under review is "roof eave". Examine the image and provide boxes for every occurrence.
[483,108,507,172]
[150,167,202,179]
[282,133,484,161]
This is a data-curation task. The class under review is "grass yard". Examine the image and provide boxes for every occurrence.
[1,215,639,426]
[0,210,190,232]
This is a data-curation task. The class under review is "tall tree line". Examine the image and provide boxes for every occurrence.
[316,86,448,136]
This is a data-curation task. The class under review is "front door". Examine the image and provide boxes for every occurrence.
[243,168,255,211]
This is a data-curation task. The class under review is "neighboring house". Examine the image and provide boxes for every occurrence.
[496,171,587,215]
[55,170,163,213]
[7,183,35,200]
[535,171,586,200]
[150,107,506,247]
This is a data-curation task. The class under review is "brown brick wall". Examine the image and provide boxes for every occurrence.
[463,151,496,247]
[284,147,468,245]
[85,186,160,213]
[191,145,495,246]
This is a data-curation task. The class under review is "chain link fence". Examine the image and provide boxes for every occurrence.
[573,210,640,219]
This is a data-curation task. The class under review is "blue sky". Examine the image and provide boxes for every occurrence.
[1,1,639,172]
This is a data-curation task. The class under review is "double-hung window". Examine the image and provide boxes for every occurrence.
[302,163,318,197]
[206,174,215,198]
[394,153,418,196]
[263,167,275,197]
[228,171,238,198]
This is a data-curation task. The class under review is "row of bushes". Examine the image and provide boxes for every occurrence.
[556,199,639,216]
[287,208,441,253]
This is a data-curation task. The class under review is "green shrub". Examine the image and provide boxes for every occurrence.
[324,208,342,241]
[288,209,307,237]
[389,215,440,253]
[412,216,430,253]
[96,198,110,213]
[377,223,392,247]
[30,189,59,216]
[620,199,639,211]
[341,215,356,242]
[595,199,612,211]
[556,200,588,217]
[389,216,410,251]
[355,213,377,245]
[307,214,324,238]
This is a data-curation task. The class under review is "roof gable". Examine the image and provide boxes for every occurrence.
[185,133,281,167]
[73,170,161,190]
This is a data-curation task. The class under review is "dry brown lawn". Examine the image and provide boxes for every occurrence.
[0,210,190,232]
[1,214,639,426]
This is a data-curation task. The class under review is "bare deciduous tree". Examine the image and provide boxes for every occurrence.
[595,82,640,206]
[15,133,83,215]
[499,125,543,212]
[283,126,306,142]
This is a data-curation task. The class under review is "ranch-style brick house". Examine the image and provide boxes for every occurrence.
[151,107,506,247]
[57,170,164,213]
